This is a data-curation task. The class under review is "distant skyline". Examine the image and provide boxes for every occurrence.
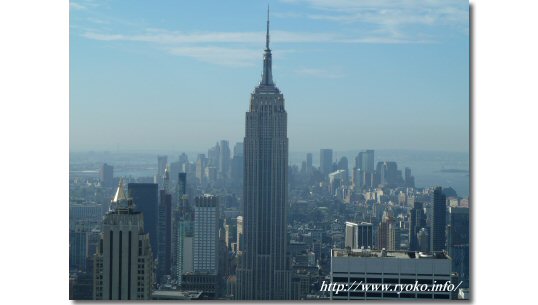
[70,0,469,152]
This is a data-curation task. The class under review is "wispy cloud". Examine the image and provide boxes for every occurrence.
[81,27,431,66]
[84,30,264,44]
[83,28,427,45]
[167,46,260,67]
[70,2,86,10]
[279,0,468,36]
[70,0,102,11]
[77,0,464,66]
[295,67,345,79]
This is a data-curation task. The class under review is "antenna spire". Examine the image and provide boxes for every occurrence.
[266,4,270,50]
[260,5,274,86]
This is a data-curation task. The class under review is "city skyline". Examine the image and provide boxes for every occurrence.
[70,0,469,152]
[69,2,470,300]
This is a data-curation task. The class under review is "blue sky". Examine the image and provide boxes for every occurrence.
[70,0,469,153]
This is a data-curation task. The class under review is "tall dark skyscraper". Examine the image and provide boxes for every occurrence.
[236,9,290,300]
[178,172,187,198]
[319,149,333,176]
[448,206,470,288]
[157,170,172,282]
[127,183,159,257]
[431,186,447,252]
[409,201,427,252]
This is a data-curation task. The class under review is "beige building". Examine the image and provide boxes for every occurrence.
[93,180,154,300]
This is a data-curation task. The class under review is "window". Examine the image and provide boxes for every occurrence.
[366,277,382,283]
[383,278,399,284]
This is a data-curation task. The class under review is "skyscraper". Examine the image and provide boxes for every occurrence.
[178,172,187,198]
[157,155,167,186]
[306,153,313,175]
[448,206,469,288]
[175,195,194,285]
[337,156,349,185]
[236,9,290,300]
[171,172,188,283]
[219,140,231,179]
[157,188,172,282]
[376,161,404,187]
[70,221,94,272]
[319,149,333,176]
[404,167,415,188]
[236,216,243,253]
[358,149,375,172]
[193,195,219,274]
[208,142,220,171]
[388,223,401,251]
[344,222,358,249]
[127,183,158,257]
[100,163,114,187]
[431,187,447,252]
[231,143,244,188]
[356,149,375,189]
[93,180,153,300]
[409,201,427,252]
[195,154,206,185]
[176,225,193,282]
[357,222,374,249]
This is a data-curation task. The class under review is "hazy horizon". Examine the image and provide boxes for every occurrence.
[70,148,470,197]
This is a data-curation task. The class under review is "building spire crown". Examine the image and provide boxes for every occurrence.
[111,177,135,213]
[112,178,127,203]
[260,5,274,86]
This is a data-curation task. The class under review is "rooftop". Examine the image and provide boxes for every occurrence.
[151,290,203,300]
[332,248,449,260]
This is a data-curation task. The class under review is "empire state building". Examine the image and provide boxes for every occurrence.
[235,9,291,300]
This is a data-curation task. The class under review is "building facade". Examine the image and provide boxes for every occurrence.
[409,201,427,252]
[193,195,219,274]
[448,206,469,288]
[99,163,114,187]
[320,149,334,177]
[127,183,159,256]
[93,180,154,300]
[431,187,447,252]
[330,249,452,300]
[236,9,291,300]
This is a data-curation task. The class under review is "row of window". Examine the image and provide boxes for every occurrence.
[333,272,451,276]
[333,277,450,285]
[333,292,450,299]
